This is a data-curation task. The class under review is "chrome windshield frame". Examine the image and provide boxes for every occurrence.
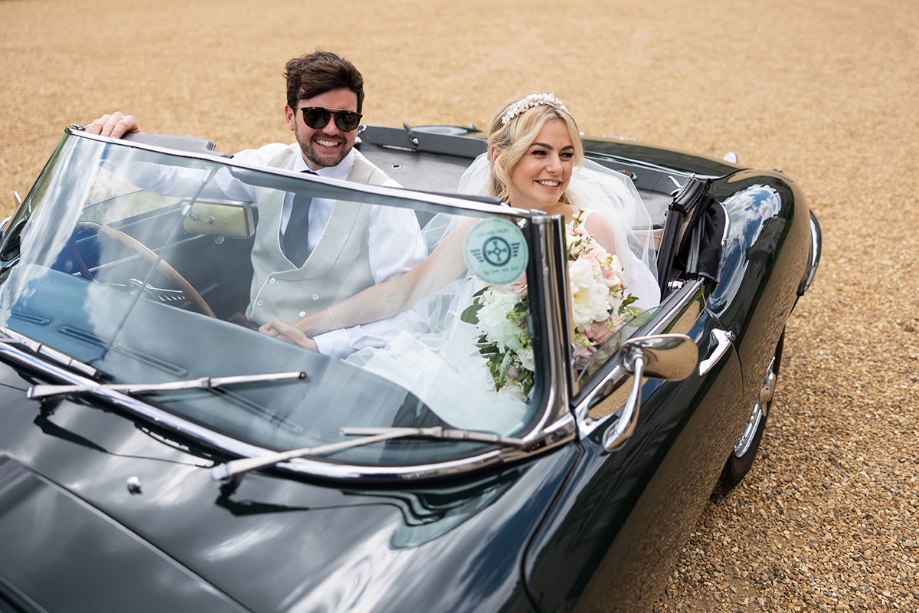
[527,214,576,434]
[0,127,578,481]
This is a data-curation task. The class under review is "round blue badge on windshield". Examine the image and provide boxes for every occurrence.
[463,218,528,285]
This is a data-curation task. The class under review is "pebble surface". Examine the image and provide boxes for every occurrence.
[1,0,917,610]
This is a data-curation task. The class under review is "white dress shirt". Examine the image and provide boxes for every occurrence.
[122,143,428,359]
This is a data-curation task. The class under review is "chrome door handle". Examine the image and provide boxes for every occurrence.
[699,328,734,375]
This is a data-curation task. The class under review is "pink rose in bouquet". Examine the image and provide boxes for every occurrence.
[566,210,639,370]
[507,273,528,297]
[572,338,597,370]
[585,321,615,345]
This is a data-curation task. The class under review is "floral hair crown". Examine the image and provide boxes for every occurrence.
[500,93,569,126]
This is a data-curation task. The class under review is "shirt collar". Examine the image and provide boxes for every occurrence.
[293,148,355,180]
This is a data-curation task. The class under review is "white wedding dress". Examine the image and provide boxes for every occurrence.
[345,156,659,436]
[346,275,532,435]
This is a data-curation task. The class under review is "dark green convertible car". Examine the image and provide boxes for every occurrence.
[0,124,820,612]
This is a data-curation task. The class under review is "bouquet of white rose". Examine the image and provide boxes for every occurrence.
[462,211,638,398]
[461,277,534,399]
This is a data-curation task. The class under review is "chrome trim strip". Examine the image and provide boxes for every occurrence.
[542,412,575,436]
[0,340,539,479]
[574,279,704,437]
[0,341,573,480]
[0,326,99,378]
[798,211,821,295]
[718,201,731,280]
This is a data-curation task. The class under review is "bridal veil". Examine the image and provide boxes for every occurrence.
[456,153,660,310]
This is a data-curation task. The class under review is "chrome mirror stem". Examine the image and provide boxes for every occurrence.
[602,352,645,451]
[595,333,696,452]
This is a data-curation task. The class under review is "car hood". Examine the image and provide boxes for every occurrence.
[0,365,580,612]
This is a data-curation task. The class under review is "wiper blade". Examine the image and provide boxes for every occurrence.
[340,426,525,446]
[27,371,306,400]
[0,326,99,378]
[210,426,527,484]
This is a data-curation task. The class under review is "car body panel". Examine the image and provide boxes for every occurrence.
[0,126,820,611]
[524,285,744,611]
[580,137,743,178]
[517,165,813,609]
[0,456,248,613]
[707,170,811,411]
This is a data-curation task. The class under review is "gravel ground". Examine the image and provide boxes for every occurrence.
[2,0,917,610]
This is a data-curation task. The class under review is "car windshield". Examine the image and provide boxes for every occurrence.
[0,131,548,468]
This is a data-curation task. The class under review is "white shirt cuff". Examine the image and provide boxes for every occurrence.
[313,328,352,359]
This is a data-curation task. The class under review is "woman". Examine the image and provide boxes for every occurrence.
[261,93,658,352]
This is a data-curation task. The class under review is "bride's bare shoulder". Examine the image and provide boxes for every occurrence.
[581,210,618,254]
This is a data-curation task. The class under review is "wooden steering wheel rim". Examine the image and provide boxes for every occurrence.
[73,221,216,318]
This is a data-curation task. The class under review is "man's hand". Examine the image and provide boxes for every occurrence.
[86,112,143,138]
[259,319,319,352]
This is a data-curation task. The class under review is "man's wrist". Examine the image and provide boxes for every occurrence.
[313,328,351,359]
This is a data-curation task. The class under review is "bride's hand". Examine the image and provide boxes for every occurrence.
[258,319,319,352]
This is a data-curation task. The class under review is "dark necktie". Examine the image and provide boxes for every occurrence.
[282,170,317,267]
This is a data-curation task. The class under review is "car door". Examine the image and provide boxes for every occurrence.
[523,279,745,611]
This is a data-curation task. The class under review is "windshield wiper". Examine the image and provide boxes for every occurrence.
[27,371,306,400]
[210,426,527,484]
[0,326,100,378]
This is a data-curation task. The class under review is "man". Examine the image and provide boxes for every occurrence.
[88,51,426,358]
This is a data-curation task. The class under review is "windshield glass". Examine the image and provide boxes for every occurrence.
[0,132,547,466]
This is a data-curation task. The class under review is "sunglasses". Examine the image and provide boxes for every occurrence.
[296,107,363,132]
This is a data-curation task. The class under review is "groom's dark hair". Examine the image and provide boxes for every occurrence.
[285,50,365,113]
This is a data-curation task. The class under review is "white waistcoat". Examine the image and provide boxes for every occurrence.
[246,145,390,324]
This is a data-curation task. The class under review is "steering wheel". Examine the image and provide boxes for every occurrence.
[70,221,216,318]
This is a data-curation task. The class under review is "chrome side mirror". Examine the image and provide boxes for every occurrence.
[603,334,697,451]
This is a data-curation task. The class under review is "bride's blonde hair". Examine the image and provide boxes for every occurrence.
[487,95,584,204]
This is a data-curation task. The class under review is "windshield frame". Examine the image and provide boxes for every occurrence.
[0,127,577,481]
